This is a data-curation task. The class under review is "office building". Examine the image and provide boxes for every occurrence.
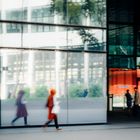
[0,0,139,128]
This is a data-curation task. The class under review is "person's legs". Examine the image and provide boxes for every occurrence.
[54,116,61,130]
[24,116,27,125]
[11,117,19,125]
[44,120,53,127]
[132,105,138,117]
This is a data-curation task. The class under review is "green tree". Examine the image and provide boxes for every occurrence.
[89,84,102,97]
[34,85,48,98]
[51,0,81,24]
[81,0,96,18]
[51,0,64,13]
[24,87,30,98]
[51,0,106,26]
[67,2,81,24]
[79,28,100,47]
[51,0,104,49]
[69,84,84,98]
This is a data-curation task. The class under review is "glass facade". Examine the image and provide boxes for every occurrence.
[0,0,107,127]
[108,0,140,109]
[109,25,134,55]
[0,0,106,27]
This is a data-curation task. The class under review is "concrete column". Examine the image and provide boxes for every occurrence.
[27,51,34,94]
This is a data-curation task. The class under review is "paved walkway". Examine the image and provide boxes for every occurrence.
[1,122,140,140]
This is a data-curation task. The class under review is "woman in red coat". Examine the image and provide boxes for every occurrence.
[44,88,61,130]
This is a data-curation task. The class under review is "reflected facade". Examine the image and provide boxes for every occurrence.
[108,0,140,108]
[0,0,107,126]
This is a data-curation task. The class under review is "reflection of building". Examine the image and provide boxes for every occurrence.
[108,0,140,109]
[1,0,140,127]
[1,50,106,99]
[0,0,106,97]
[0,0,107,126]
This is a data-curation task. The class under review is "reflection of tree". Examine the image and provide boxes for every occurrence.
[67,2,81,24]
[79,28,100,48]
[51,0,106,26]
[34,85,48,98]
[81,0,96,21]
[51,0,104,50]
[50,0,105,94]
[89,84,102,97]
[69,83,84,98]
[51,0,81,24]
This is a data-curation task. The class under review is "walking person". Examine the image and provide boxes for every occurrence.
[133,87,140,106]
[11,90,28,126]
[133,87,140,117]
[43,88,61,130]
[125,89,133,113]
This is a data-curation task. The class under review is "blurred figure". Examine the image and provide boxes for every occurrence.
[133,87,140,106]
[83,89,88,97]
[8,91,12,99]
[133,87,140,117]
[43,88,61,130]
[11,90,28,125]
[125,89,133,112]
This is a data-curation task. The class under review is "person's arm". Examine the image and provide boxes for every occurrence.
[45,98,49,107]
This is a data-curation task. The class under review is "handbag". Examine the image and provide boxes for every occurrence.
[52,105,60,114]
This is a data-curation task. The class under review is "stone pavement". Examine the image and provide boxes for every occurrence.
[1,122,140,140]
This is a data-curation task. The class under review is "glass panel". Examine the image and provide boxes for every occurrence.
[0,50,107,126]
[31,5,54,25]
[0,23,106,51]
[0,23,2,33]
[109,25,134,55]
[137,57,140,69]
[68,52,106,124]
[0,13,2,33]
[6,8,27,21]
[137,31,140,56]
[0,49,68,126]
[6,24,27,33]
[0,0,107,126]
[108,56,135,69]
[67,28,106,51]
[108,0,134,23]
[0,0,106,27]
[137,46,140,56]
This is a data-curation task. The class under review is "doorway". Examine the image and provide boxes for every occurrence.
[108,68,139,123]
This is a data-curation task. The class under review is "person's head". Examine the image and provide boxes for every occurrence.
[49,88,56,96]
[134,87,137,90]
[17,90,25,98]
[126,89,129,93]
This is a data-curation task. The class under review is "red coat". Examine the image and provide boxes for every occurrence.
[46,95,56,120]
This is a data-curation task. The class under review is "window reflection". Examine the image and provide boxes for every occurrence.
[0,0,107,126]
[109,25,134,55]
[0,49,107,125]
[31,6,54,32]
[6,9,27,33]
[109,56,135,69]
[0,23,106,51]
[0,0,106,27]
